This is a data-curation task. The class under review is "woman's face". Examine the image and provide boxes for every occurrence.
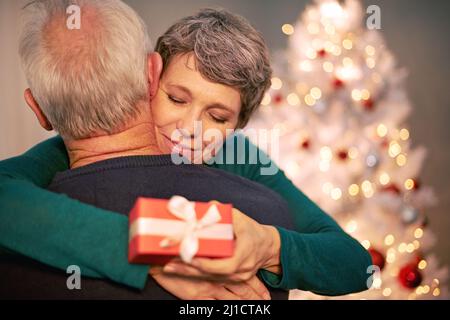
[151,53,241,162]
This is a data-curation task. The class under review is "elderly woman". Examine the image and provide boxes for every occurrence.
[0,3,371,299]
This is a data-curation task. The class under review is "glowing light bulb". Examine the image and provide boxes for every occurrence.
[361,180,372,193]
[331,45,342,56]
[310,87,322,99]
[323,61,334,73]
[304,94,316,106]
[342,39,353,50]
[282,24,294,35]
[320,146,333,161]
[362,184,374,198]
[271,77,282,90]
[404,178,415,190]
[377,124,388,137]
[307,23,320,34]
[348,147,359,159]
[361,89,371,100]
[400,128,410,140]
[423,285,430,294]
[300,60,313,72]
[384,234,395,246]
[336,65,362,80]
[287,93,300,106]
[331,188,342,200]
[320,2,344,19]
[365,45,376,56]
[414,228,424,239]
[382,288,392,297]
[348,184,359,196]
[396,154,407,166]
[379,172,390,185]
[386,249,396,263]
[418,260,427,270]
[389,141,401,158]
[342,57,353,67]
[351,89,362,101]
[433,288,441,297]
[398,243,407,253]
[366,57,376,69]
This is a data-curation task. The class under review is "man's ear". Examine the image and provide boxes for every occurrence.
[24,89,53,131]
[147,52,163,99]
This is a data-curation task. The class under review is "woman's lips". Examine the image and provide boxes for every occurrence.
[161,134,202,152]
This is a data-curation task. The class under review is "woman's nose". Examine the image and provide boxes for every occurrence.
[177,112,202,138]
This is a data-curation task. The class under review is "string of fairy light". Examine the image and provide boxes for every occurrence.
[265,0,443,298]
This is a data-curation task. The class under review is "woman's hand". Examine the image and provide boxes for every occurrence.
[150,266,271,300]
[162,208,282,282]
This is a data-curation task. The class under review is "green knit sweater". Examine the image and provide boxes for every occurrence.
[0,135,371,296]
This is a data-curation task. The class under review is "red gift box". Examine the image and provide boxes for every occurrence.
[129,196,234,265]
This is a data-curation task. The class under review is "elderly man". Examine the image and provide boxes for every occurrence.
[1,0,295,299]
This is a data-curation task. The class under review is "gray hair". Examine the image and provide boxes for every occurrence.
[155,8,272,128]
[19,0,151,139]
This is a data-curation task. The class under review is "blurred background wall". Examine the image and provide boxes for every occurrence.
[1,0,449,284]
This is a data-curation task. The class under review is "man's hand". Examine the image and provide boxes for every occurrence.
[149,266,271,300]
[162,208,282,282]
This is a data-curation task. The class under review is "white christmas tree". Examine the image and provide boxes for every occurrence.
[247,0,448,299]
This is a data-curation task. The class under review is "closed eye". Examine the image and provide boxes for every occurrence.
[209,113,227,124]
[168,95,186,104]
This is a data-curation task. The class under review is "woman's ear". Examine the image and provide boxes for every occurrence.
[24,89,53,131]
[147,52,163,99]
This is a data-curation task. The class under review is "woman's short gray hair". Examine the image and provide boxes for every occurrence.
[155,8,272,128]
[19,0,151,139]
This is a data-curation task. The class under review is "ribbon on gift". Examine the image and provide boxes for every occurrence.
[129,196,233,263]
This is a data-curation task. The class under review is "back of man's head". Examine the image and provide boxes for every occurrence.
[19,0,150,139]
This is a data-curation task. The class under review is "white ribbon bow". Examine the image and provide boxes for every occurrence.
[159,196,222,263]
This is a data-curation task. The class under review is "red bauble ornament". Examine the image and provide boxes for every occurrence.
[332,78,344,89]
[300,139,311,150]
[362,98,375,111]
[398,263,423,289]
[412,178,421,190]
[382,183,402,196]
[317,49,327,58]
[337,149,348,161]
[369,248,386,271]
[273,93,283,105]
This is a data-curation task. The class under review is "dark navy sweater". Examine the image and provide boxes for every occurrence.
[1,155,294,299]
